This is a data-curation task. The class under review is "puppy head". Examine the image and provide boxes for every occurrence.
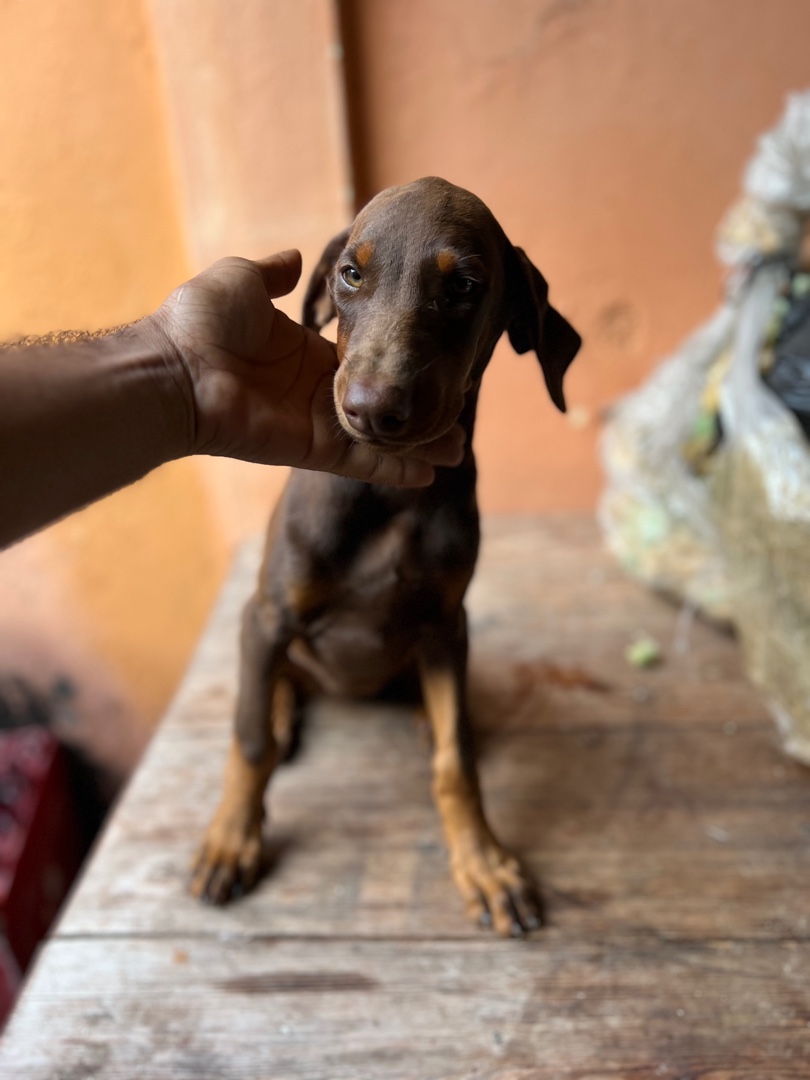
[304,177,580,451]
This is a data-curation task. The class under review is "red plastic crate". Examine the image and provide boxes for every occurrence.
[0,726,84,1025]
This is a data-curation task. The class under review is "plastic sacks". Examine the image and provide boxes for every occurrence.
[600,92,810,763]
[719,91,810,270]
[599,305,736,623]
[713,265,810,764]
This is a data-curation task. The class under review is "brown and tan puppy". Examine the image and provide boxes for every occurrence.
[191,177,580,936]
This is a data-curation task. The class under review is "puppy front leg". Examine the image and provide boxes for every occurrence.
[419,611,541,937]
[190,594,289,904]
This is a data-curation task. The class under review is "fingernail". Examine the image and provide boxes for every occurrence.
[408,464,435,488]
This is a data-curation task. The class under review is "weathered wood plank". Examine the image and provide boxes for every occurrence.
[3,516,810,1078]
[2,937,809,1079]
[53,517,810,942]
[57,701,810,941]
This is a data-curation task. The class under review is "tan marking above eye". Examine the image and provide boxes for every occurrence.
[287,580,331,615]
[436,250,457,273]
[355,241,374,267]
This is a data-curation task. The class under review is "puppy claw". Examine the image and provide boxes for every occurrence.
[453,842,541,938]
[189,825,264,905]
[509,882,543,932]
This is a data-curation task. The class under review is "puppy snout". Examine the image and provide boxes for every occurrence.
[342,378,412,440]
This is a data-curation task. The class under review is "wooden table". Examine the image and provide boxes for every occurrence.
[2,516,809,1078]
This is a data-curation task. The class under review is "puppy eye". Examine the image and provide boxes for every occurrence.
[341,266,363,289]
[451,276,479,297]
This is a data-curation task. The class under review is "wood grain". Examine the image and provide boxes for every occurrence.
[2,516,809,1078]
[4,937,810,1079]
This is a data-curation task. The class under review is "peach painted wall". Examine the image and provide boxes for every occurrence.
[0,1,350,761]
[0,0,215,771]
[145,0,350,546]
[341,0,810,511]
[2,0,809,755]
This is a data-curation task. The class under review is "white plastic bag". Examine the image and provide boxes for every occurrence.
[601,91,810,761]
[714,264,810,763]
[599,305,735,622]
[718,90,810,270]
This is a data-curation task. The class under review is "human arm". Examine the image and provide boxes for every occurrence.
[0,250,463,548]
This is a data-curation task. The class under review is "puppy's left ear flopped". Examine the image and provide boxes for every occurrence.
[302,226,353,333]
[506,245,581,413]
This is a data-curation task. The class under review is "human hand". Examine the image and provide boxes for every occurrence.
[148,251,464,485]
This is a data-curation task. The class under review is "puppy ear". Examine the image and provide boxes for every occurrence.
[302,226,353,332]
[506,245,581,413]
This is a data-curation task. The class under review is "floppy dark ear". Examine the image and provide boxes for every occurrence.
[302,226,353,332]
[506,245,581,413]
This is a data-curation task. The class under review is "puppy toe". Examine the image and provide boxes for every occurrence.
[507,879,543,932]
[189,826,263,904]
[452,841,540,938]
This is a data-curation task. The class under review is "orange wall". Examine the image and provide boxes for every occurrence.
[145,0,350,547]
[0,1,186,336]
[0,0,211,771]
[1,0,809,756]
[0,1,350,763]
[342,0,810,511]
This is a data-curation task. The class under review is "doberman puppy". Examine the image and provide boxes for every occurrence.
[190,177,581,936]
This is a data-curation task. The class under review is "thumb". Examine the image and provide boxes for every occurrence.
[254,249,303,299]
[332,443,436,489]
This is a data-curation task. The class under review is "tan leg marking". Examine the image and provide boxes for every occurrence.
[420,661,540,937]
[190,737,276,904]
[270,675,299,762]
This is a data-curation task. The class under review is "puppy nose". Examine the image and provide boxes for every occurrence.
[342,378,412,438]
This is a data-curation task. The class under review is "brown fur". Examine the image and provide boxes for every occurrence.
[190,177,580,936]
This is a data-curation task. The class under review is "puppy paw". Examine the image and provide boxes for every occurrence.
[189,819,264,905]
[451,840,541,938]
